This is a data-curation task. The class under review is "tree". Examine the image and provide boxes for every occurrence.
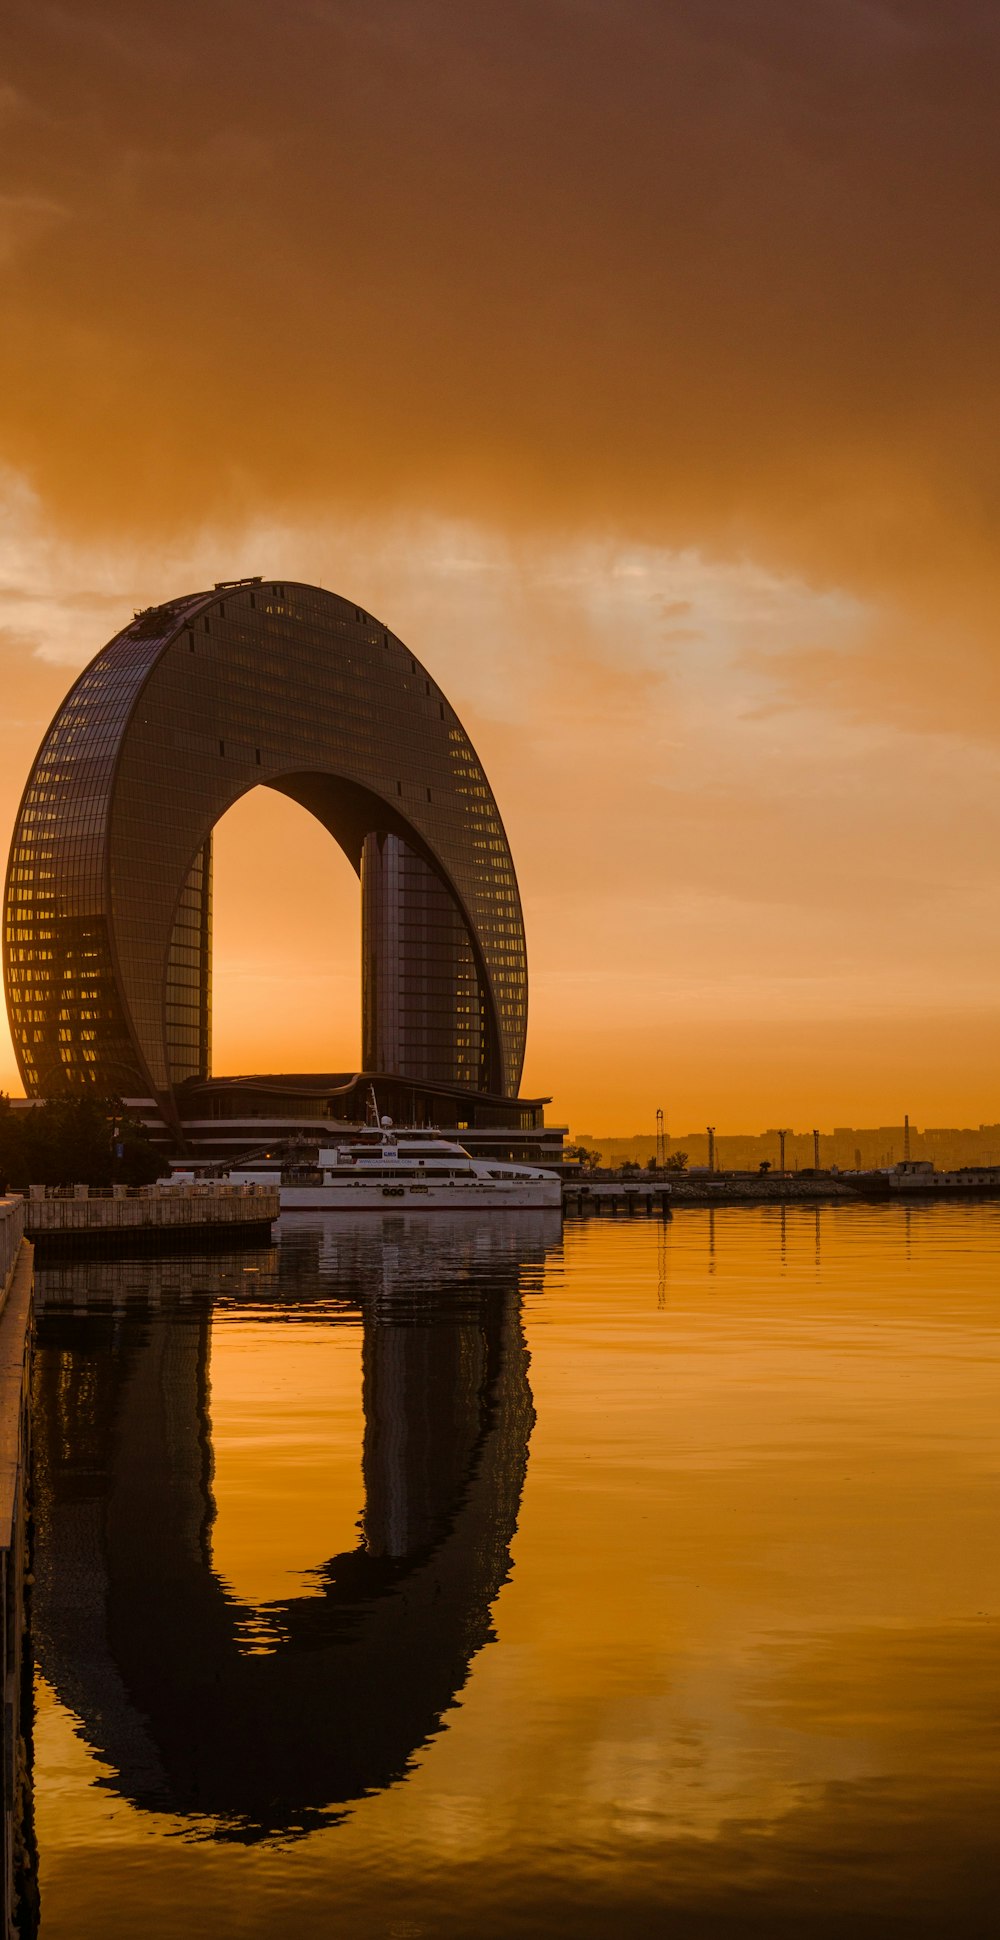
[565,1144,602,1171]
[758,1158,771,1174]
[664,1151,688,1172]
[0,1094,162,1189]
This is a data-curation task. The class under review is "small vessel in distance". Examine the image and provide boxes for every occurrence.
[225,1117,562,1212]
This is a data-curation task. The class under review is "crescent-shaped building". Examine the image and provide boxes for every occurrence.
[3,579,552,1154]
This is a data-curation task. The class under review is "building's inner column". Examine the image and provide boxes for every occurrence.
[165,838,212,1086]
[361,832,487,1088]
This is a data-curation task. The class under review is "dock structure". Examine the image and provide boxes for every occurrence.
[562,1182,674,1218]
[0,1196,34,1937]
[21,1182,279,1255]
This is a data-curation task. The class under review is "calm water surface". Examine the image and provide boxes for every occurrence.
[30,1204,1000,1936]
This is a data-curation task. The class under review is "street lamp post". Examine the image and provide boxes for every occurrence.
[706,1126,716,1174]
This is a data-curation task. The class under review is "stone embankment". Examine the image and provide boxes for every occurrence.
[0,1196,35,1935]
[661,1174,856,1204]
[20,1182,279,1255]
[565,1166,1000,1210]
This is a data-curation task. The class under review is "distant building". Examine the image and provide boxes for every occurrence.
[3,579,553,1156]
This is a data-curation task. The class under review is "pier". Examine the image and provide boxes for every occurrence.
[21,1182,279,1256]
[0,1197,34,1936]
[562,1182,674,1217]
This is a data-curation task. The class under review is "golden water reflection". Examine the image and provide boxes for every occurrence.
[30,1204,1000,1937]
[208,1322,365,1638]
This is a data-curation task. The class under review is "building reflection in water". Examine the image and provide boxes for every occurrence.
[32,1211,561,1841]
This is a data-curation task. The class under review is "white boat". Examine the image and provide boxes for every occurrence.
[225,1120,562,1212]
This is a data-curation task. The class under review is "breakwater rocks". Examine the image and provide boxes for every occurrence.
[563,1173,858,1214]
[565,1166,1000,1210]
[665,1175,856,1203]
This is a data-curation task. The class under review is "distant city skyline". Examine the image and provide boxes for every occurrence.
[574,1124,1000,1173]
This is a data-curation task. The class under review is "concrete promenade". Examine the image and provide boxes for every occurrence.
[0,1197,34,1936]
[22,1182,279,1254]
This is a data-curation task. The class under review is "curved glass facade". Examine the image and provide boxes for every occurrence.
[3,580,528,1126]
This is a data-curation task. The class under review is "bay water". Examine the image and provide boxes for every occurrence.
[29,1203,999,1936]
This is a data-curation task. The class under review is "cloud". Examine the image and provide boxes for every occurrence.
[0,501,997,1122]
[0,191,66,264]
[0,2,996,733]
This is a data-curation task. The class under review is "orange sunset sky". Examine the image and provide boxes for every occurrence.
[2,1,999,1132]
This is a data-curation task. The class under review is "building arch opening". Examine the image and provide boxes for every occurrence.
[211,786,362,1077]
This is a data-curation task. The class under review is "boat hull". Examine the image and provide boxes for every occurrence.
[274,1182,562,1211]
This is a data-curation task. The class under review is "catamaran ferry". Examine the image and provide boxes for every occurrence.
[224,1121,562,1212]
